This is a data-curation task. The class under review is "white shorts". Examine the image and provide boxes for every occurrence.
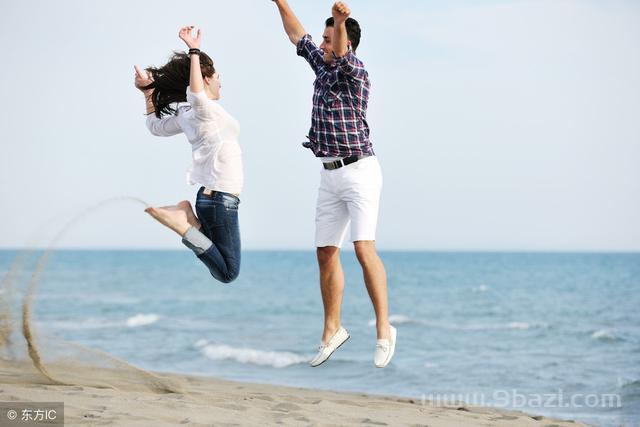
[315,156,383,248]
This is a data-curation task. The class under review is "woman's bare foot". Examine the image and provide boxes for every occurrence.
[144,200,200,237]
[176,200,201,230]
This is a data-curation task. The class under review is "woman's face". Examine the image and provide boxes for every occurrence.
[206,72,221,100]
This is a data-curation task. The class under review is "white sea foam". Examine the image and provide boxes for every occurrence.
[126,314,160,328]
[368,314,412,327]
[591,329,619,341]
[423,362,439,369]
[41,318,123,331]
[465,321,537,330]
[422,320,546,331]
[194,339,209,349]
[617,376,640,390]
[43,314,162,330]
[199,343,307,368]
[101,296,141,305]
[507,322,531,330]
[36,293,141,305]
[472,284,489,292]
[366,316,542,330]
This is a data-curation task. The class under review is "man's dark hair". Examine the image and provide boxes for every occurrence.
[325,17,361,53]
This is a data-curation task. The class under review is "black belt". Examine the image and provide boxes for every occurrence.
[322,155,370,170]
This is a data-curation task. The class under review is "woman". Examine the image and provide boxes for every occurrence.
[134,26,243,283]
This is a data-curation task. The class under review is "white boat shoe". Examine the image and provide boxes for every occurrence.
[374,325,397,368]
[309,326,350,367]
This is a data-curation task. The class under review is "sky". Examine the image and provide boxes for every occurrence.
[0,0,638,251]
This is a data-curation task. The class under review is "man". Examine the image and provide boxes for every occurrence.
[271,0,396,368]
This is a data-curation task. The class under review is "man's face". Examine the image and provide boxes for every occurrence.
[319,26,334,64]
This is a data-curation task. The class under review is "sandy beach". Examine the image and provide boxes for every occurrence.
[0,360,589,427]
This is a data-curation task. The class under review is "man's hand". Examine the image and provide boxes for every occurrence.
[179,26,202,49]
[332,2,350,24]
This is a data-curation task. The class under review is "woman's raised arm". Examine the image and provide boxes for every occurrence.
[179,26,205,93]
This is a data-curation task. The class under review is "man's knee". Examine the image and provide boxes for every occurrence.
[317,246,340,270]
[354,241,378,266]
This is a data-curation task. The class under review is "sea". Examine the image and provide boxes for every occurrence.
[1,250,638,427]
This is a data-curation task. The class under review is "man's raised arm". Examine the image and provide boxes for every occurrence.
[271,0,307,45]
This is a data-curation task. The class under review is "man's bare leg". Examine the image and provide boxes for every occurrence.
[354,240,390,340]
[144,200,201,237]
[317,246,345,343]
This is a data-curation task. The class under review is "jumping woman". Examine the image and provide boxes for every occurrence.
[134,26,243,283]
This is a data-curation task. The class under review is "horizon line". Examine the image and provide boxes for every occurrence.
[0,247,639,254]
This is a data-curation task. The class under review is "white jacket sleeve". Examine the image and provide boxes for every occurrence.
[145,114,183,137]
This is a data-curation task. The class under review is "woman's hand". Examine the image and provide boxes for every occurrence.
[134,65,153,92]
[134,65,155,114]
[179,26,202,49]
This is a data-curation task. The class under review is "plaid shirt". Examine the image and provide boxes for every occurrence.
[297,34,374,158]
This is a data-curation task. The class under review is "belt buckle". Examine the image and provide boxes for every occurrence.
[323,158,352,170]
[327,159,344,170]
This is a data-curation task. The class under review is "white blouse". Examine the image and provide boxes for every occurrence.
[146,87,243,195]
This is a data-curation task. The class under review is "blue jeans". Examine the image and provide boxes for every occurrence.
[185,187,241,283]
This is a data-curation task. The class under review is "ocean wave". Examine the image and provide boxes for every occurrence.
[196,341,307,368]
[618,378,640,401]
[434,322,530,331]
[457,321,546,330]
[617,377,640,390]
[506,322,532,330]
[591,329,621,342]
[368,314,413,327]
[101,296,141,305]
[36,293,141,305]
[428,320,545,331]
[126,314,160,328]
[41,318,123,330]
[42,314,162,330]
[194,339,209,348]
[367,316,545,331]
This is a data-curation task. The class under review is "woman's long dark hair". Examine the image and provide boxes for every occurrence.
[142,51,215,118]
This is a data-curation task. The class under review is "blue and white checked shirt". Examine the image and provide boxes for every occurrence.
[297,34,374,158]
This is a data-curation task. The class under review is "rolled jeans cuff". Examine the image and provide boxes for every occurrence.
[181,226,213,255]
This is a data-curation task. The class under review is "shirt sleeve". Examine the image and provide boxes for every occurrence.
[296,34,325,75]
[333,51,368,82]
[186,86,218,122]
[145,114,182,137]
